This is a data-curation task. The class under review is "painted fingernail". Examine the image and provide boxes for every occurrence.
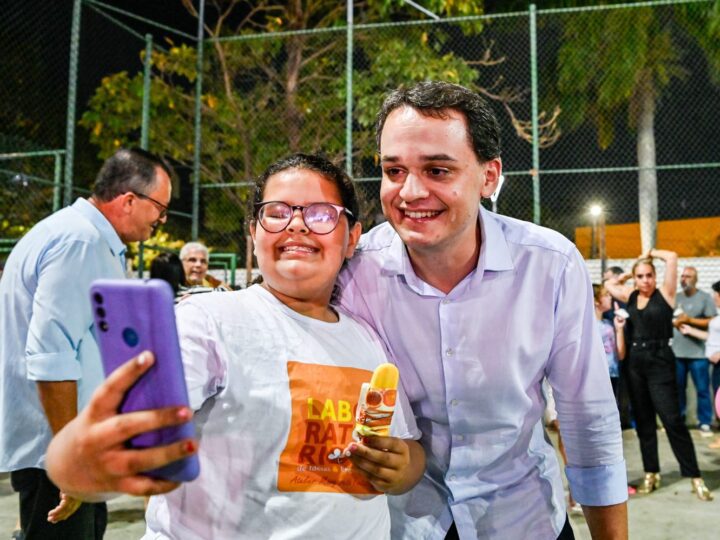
[137,351,151,365]
[177,407,192,421]
[184,440,196,453]
[349,443,358,453]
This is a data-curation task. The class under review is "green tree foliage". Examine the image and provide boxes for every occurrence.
[554,2,720,251]
[79,0,556,253]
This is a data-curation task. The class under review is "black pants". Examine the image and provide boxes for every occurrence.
[10,468,107,540]
[627,345,701,477]
[444,515,574,539]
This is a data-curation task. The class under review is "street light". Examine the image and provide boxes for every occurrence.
[589,204,606,275]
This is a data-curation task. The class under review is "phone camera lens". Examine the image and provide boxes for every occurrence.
[94,293,103,305]
[96,307,106,318]
[99,321,109,332]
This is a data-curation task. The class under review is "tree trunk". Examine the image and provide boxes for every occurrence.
[637,84,658,254]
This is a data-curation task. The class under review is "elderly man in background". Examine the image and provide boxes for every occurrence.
[0,148,172,539]
[179,241,230,293]
[673,266,717,436]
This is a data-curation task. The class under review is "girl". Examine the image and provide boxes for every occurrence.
[47,154,425,539]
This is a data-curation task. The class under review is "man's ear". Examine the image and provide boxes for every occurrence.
[120,192,136,215]
[480,158,502,199]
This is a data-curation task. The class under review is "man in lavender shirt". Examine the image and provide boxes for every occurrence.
[337,81,628,539]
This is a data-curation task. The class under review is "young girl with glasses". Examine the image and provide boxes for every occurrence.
[46,154,425,539]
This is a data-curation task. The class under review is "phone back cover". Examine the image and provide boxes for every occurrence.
[90,278,199,482]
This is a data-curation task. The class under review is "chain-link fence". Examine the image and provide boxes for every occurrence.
[2,0,719,281]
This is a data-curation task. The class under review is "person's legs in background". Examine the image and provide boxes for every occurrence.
[676,357,690,423]
[686,357,712,435]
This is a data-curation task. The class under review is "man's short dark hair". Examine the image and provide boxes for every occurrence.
[375,81,501,164]
[92,148,173,202]
[606,266,625,277]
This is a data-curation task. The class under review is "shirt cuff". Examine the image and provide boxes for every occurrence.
[26,352,82,381]
[566,460,628,506]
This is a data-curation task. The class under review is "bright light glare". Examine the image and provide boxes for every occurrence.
[589,204,603,217]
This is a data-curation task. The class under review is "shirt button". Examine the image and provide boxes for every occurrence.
[449,475,457,481]
[446,348,454,357]
[456,434,465,441]
[450,399,459,407]
[441,299,450,305]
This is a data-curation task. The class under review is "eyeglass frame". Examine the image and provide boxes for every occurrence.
[130,191,169,219]
[253,201,354,235]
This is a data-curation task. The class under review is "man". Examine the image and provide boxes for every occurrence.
[0,148,172,539]
[672,266,717,436]
[338,82,627,539]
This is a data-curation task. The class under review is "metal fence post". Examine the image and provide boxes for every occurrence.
[63,0,83,207]
[345,1,353,175]
[191,0,206,240]
[529,3,541,225]
[138,32,154,275]
[52,152,63,212]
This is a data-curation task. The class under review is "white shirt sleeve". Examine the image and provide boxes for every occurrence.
[546,246,627,506]
[175,299,227,411]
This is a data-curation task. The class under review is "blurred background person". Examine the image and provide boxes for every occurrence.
[603,266,633,431]
[672,266,716,437]
[179,242,231,293]
[679,280,720,450]
[605,249,712,501]
[149,252,185,296]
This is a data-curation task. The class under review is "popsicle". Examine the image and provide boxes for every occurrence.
[353,363,399,440]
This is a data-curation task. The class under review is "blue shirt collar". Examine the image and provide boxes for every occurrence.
[71,198,126,259]
[383,205,515,280]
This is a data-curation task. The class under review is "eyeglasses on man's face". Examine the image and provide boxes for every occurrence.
[131,191,169,219]
[254,201,353,235]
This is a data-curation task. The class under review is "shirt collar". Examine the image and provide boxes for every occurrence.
[382,205,515,280]
[71,198,126,259]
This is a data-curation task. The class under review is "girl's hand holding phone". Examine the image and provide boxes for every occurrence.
[46,353,198,502]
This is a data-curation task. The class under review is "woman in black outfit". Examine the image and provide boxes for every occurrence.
[605,248,712,501]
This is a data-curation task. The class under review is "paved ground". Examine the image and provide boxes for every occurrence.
[1,428,718,538]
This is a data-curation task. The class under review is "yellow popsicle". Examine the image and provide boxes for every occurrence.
[370,363,399,390]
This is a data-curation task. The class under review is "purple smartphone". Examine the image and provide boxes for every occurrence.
[90,278,200,482]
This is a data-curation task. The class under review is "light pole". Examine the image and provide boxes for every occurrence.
[589,204,606,275]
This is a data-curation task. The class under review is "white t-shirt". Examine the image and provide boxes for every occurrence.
[706,315,720,358]
[144,285,420,540]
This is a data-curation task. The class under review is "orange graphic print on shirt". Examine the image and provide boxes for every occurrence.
[277,361,379,494]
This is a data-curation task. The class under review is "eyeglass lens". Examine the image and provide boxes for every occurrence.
[259,202,343,234]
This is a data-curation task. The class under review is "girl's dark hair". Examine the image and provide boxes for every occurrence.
[253,153,359,226]
[150,252,186,294]
[712,280,720,294]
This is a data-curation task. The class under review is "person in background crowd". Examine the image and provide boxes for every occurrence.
[672,266,717,437]
[602,266,634,430]
[679,280,720,450]
[605,249,712,501]
[179,242,231,293]
[149,253,186,296]
[0,148,173,539]
[593,284,626,405]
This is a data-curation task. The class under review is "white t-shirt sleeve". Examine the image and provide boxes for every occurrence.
[175,299,227,411]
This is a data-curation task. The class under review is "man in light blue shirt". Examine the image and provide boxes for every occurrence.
[0,148,172,539]
[338,82,627,539]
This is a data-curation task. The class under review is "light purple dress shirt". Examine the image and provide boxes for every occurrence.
[337,206,627,539]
